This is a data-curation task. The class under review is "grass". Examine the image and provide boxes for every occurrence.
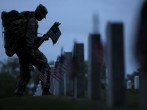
[0,90,139,110]
[126,90,140,108]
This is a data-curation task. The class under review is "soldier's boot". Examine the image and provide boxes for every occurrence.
[42,87,52,96]
[14,75,30,96]
[40,71,52,95]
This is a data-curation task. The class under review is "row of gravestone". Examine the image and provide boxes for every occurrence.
[33,22,125,107]
[126,76,140,89]
[50,42,85,97]
[34,42,85,97]
[34,34,102,99]
[34,22,145,109]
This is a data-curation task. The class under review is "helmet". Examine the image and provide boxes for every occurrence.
[35,4,48,18]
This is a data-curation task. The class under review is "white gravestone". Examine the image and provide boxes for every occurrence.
[134,76,139,89]
[127,80,132,89]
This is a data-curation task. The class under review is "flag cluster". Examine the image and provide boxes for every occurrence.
[52,55,67,81]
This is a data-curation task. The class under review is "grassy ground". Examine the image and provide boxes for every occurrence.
[0,90,139,110]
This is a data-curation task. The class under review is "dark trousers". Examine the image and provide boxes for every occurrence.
[16,47,51,93]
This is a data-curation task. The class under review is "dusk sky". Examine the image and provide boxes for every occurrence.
[0,0,143,74]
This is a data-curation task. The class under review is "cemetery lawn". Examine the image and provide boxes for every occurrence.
[0,90,139,110]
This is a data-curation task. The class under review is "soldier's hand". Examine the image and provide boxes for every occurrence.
[55,22,61,26]
[43,34,49,41]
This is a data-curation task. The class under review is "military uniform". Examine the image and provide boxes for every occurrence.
[14,5,51,96]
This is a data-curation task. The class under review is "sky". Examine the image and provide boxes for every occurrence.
[0,0,143,74]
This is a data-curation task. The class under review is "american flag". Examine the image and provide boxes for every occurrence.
[47,22,61,45]
[52,60,63,81]
[40,72,48,85]
[35,22,61,48]
[52,55,67,81]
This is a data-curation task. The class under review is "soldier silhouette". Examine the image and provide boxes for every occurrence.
[9,4,52,96]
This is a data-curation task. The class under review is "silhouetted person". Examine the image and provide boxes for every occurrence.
[10,4,51,96]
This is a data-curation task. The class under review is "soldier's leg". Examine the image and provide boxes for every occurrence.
[15,51,31,96]
[31,48,51,95]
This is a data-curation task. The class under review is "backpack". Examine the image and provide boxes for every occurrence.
[1,10,28,57]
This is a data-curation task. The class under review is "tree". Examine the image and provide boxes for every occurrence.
[126,67,141,85]
[0,57,40,97]
[0,57,19,97]
[0,57,19,78]
[0,72,16,98]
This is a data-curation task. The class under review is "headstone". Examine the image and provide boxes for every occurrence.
[92,13,99,33]
[72,42,85,98]
[50,64,55,94]
[87,33,103,100]
[140,72,147,110]
[106,22,125,107]
[134,1,147,110]
[53,56,64,96]
[53,79,60,95]
[64,52,74,96]
[134,76,139,89]
[59,79,64,95]
[127,80,132,89]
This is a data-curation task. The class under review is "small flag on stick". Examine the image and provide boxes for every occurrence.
[46,22,61,44]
